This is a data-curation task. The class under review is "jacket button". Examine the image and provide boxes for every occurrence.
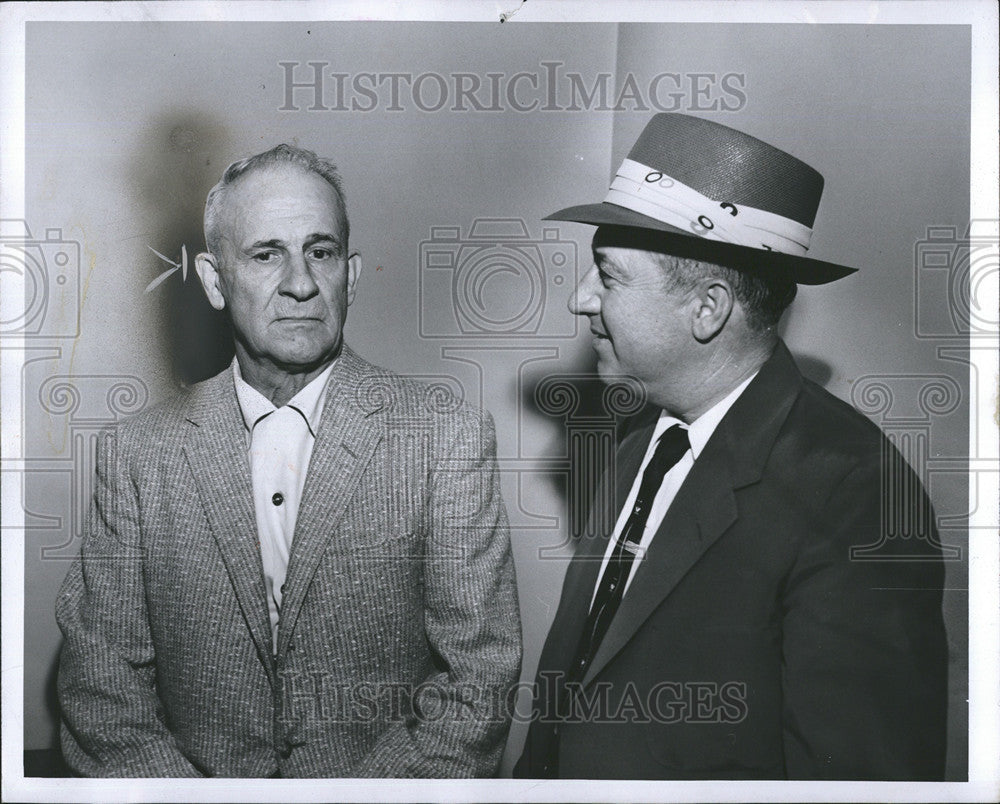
[272,492,284,506]
[278,744,292,759]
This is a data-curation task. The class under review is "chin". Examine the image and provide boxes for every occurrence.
[273,341,341,371]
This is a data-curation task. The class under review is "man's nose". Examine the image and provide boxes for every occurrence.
[279,253,320,301]
[568,265,601,316]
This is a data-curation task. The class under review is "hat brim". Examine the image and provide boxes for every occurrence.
[546,202,856,285]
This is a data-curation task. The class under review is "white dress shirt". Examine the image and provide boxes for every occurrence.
[233,358,336,651]
[591,371,759,607]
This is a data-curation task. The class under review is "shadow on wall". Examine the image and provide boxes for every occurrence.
[779,304,833,388]
[517,326,835,551]
[129,110,236,386]
[518,348,625,544]
[39,114,242,772]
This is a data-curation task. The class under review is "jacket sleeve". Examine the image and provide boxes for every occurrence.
[780,454,949,780]
[56,427,202,777]
[353,409,522,778]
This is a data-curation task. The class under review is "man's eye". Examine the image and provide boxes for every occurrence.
[253,252,276,263]
[309,247,337,260]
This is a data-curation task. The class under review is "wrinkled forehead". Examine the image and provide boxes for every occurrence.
[217,164,347,245]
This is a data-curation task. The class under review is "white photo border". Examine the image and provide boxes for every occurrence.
[1,1,996,801]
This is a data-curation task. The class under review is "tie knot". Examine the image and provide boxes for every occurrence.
[651,424,690,473]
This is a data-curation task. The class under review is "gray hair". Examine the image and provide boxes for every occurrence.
[203,143,349,255]
[656,252,797,333]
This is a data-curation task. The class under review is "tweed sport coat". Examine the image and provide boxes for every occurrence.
[516,341,948,780]
[57,345,521,777]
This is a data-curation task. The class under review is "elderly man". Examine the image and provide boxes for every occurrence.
[56,144,521,777]
[515,114,948,780]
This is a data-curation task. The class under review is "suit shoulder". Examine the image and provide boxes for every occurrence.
[101,372,217,446]
[352,358,489,428]
[786,378,886,457]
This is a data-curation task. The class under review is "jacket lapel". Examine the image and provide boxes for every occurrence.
[538,406,659,673]
[582,341,805,686]
[181,370,275,681]
[581,445,739,686]
[275,346,384,656]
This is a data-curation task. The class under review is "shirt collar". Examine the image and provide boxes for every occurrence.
[652,370,759,460]
[232,357,337,438]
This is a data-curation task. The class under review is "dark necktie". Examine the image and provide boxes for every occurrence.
[536,423,691,778]
[568,423,691,684]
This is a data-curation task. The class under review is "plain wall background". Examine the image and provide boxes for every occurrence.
[21,21,969,778]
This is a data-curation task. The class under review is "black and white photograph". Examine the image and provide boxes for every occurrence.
[1,1,997,801]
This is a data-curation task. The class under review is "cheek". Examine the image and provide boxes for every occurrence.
[602,296,638,336]
[325,283,351,311]
[232,288,266,315]
[612,308,662,353]
[227,287,274,331]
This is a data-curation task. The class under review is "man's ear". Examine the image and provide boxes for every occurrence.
[345,250,362,306]
[195,252,226,311]
[691,278,734,343]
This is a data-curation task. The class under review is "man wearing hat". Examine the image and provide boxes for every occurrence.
[515,114,947,780]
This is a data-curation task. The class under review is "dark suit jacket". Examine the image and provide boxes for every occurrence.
[516,342,948,780]
[57,345,521,777]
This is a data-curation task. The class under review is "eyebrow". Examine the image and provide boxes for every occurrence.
[245,232,344,252]
[592,250,629,282]
[303,232,342,248]
[592,250,614,271]
[246,238,286,252]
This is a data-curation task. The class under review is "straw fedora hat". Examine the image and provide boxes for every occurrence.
[546,113,855,284]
